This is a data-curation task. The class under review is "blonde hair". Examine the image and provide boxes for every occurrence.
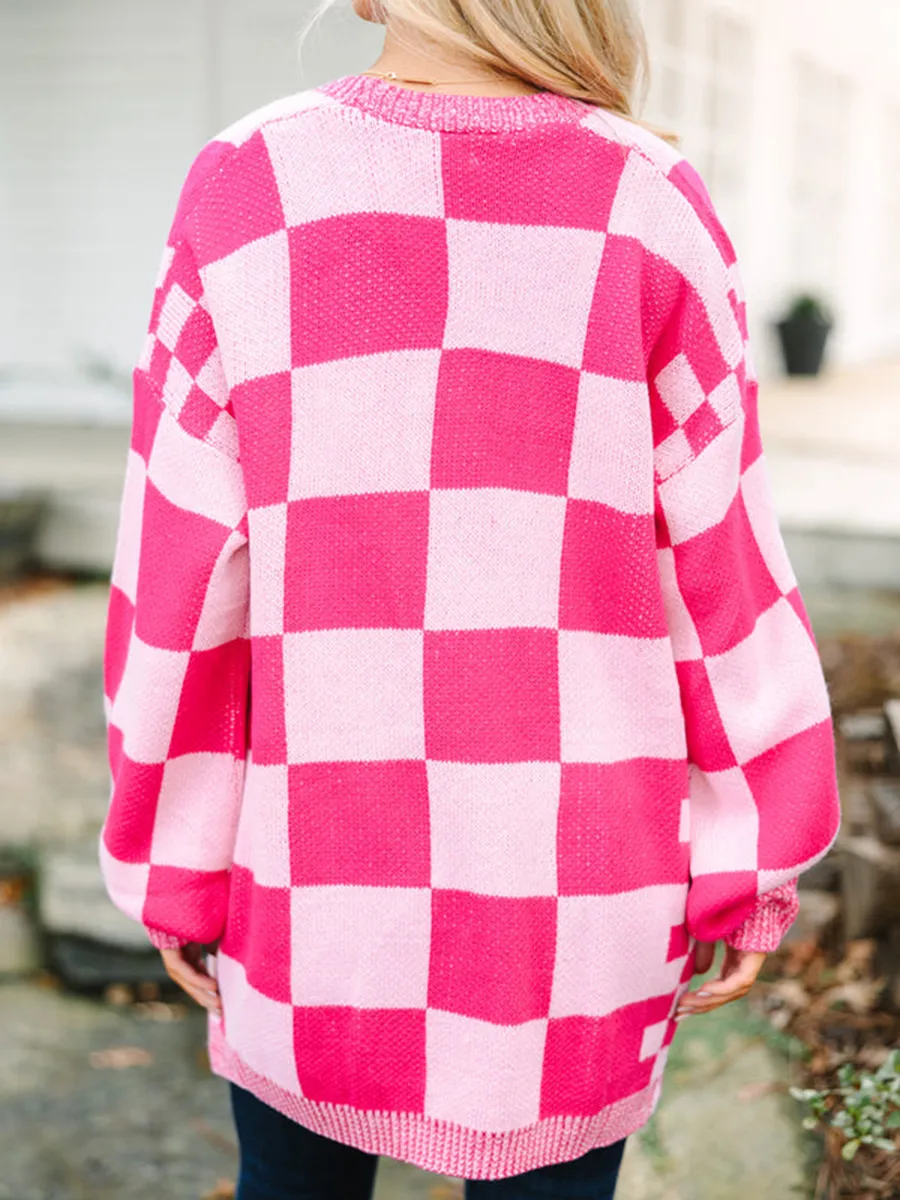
[300,0,659,133]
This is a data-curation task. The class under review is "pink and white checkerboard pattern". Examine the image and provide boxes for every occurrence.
[100,74,841,1179]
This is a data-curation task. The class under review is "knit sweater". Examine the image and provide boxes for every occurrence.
[100,72,841,1179]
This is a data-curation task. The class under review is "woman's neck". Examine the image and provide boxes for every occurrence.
[365,29,542,96]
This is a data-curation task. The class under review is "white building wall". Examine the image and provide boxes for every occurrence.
[640,0,900,372]
[2,0,899,420]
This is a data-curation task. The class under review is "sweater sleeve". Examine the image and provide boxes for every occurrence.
[648,165,841,953]
[100,210,250,950]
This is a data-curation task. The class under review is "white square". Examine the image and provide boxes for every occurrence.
[147,406,247,528]
[568,374,654,514]
[201,230,291,386]
[155,284,196,353]
[425,489,566,630]
[425,1009,546,1132]
[193,528,250,651]
[287,350,439,499]
[608,154,743,369]
[655,353,707,425]
[427,761,561,896]
[290,885,431,1008]
[657,547,702,662]
[232,763,291,887]
[708,372,742,425]
[705,598,832,764]
[218,89,335,149]
[444,219,605,369]
[679,797,691,843]
[688,764,759,875]
[217,954,301,1096]
[99,840,150,926]
[195,346,229,409]
[283,629,426,762]
[110,450,146,604]
[654,429,692,482]
[162,354,194,417]
[264,111,444,225]
[657,411,745,545]
[639,1019,668,1061]
[111,636,190,764]
[559,632,687,763]
[740,457,797,595]
[550,885,688,1018]
[150,753,244,869]
[247,505,287,636]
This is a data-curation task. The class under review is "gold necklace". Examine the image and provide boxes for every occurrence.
[362,69,504,88]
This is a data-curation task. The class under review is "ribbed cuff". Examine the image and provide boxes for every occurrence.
[147,928,186,950]
[724,881,800,952]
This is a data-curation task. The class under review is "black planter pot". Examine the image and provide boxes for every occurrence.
[776,315,833,377]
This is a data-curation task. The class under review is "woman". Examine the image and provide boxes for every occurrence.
[99,0,841,1196]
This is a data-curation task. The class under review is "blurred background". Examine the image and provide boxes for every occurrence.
[1,2,899,1198]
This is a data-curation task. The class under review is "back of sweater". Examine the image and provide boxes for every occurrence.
[100,74,840,1179]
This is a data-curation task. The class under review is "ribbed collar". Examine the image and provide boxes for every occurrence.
[316,72,591,134]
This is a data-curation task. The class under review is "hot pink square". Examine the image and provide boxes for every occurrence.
[581,235,645,382]
[292,1006,426,1113]
[541,998,669,1117]
[441,124,627,229]
[672,494,782,657]
[189,130,286,268]
[425,1009,546,1132]
[684,870,759,943]
[220,864,292,1004]
[557,760,689,896]
[424,629,560,762]
[230,373,294,508]
[178,386,220,442]
[103,755,164,864]
[744,720,840,871]
[288,760,431,887]
[111,636,190,764]
[284,492,429,631]
[289,884,431,1008]
[143,863,231,947]
[168,641,250,758]
[249,636,287,766]
[428,890,557,1024]
[675,659,737,771]
[174,304,217,378]
[105,585,135,701]
[290,213,448,367]
[134,480,229,652]
[559,501,667,636]
[430,348,579,494]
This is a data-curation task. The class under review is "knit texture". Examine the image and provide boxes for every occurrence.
[100,73,841,1179]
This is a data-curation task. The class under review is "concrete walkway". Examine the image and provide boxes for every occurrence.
[0,978,807,1200]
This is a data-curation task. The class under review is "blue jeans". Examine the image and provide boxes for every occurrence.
[230,1084,626,1200]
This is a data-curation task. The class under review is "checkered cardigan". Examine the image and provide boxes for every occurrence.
[100,74,841,1179]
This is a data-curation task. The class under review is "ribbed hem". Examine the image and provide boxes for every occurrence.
[724,882,801,952]
[315,73,591,134]
[208,1022,663,1181]
[147,928,185,950]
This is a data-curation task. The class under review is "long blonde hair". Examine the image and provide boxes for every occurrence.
[300,0,652,127]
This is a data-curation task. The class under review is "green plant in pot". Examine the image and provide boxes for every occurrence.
[776,293,834,377]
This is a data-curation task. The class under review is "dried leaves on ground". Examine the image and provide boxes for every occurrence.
[752,938,900,1198]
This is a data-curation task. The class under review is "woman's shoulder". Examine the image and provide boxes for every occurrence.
[169,88,336,239]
